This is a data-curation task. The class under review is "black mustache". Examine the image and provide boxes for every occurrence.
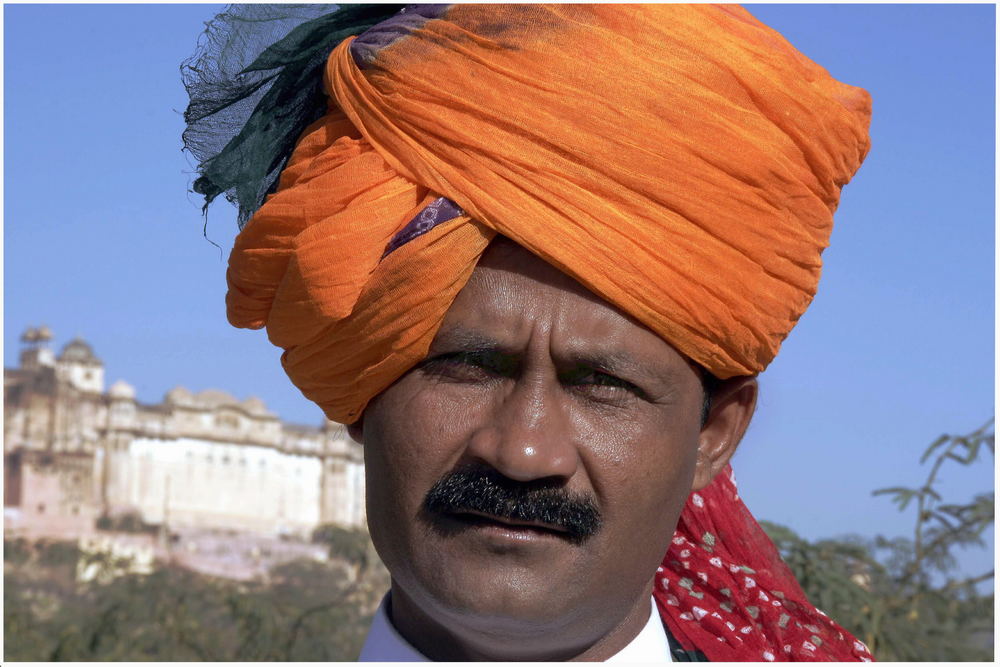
[423,465,602,542]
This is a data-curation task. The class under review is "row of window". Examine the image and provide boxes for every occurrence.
[180,450,306,475]
[34,502,80,516]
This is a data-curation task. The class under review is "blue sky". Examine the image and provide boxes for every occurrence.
[4,4,994,582]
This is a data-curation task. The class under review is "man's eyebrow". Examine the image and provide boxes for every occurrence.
[566,349,671,385]
[430,328,516,355]
[567,350,638,374]
[433,327,672,383]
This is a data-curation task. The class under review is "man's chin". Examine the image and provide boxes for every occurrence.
[401,529,595,631]
[402,568,586,635]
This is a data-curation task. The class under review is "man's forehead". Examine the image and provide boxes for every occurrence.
[449,244,585,320]
[468,237,598,302]
[436,238,690,366]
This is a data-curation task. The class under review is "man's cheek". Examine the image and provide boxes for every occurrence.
[394,380,487,453]
[367,387,463,496]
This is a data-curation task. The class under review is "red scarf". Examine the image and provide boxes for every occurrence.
[655,465,874,661]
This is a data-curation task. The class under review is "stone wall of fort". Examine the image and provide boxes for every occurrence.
[4,331,366,540]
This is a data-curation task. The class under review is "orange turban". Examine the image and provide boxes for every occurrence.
[226,4,871,424]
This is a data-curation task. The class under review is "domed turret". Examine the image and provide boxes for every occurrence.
[19,324,55,369]
[55,336,104,393]
[164,386,194,406]
[58,338,101,365]
[241,396,270,416]
[107,380,137,429]
[109,380,136,401]
[194,389,240,409]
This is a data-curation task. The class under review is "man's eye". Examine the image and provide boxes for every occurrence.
[564,369,646,403]
[420,352,499,381]
[579,372,629,389]
[566,370,644,398]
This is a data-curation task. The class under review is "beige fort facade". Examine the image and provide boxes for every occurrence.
[4,328,366,541]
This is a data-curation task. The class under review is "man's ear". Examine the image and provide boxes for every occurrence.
[691,376,757,491]
[347,417,365,445]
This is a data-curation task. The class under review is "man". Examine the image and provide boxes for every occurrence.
[184,4,872,661]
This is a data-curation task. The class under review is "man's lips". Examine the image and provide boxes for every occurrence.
[447,509,570,535]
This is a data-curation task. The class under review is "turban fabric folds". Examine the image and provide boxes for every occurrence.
[227,3,871,423]
[217,4,873,661]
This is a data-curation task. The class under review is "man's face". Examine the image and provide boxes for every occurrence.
[353,239,720,653]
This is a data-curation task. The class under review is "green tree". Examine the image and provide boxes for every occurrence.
[763,419,994,661]
[312,523,372,568]
[5,532,389,661]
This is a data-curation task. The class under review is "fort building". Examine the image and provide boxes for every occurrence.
[4,327,366,541]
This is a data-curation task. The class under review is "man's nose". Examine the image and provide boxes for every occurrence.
[464,376,580,482]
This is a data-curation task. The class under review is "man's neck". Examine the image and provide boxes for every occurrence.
[387,580,656,661]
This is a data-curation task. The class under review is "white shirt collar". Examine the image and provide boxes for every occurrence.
[357,592,427,662]
[358,594,672,662]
